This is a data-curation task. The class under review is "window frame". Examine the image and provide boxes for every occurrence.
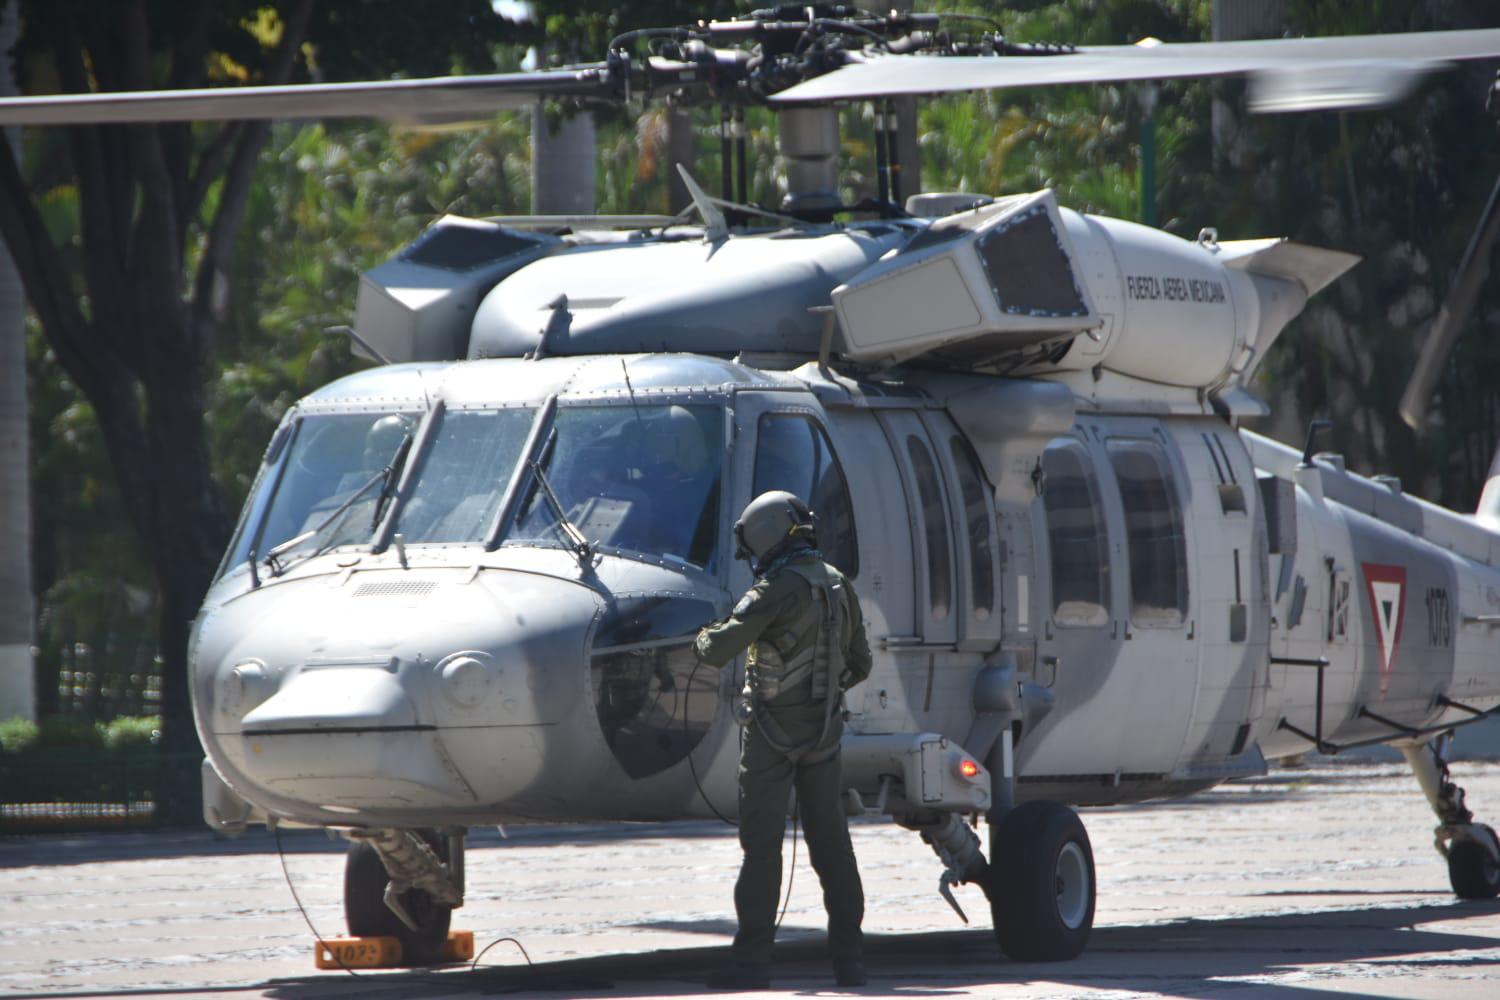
[1105,435,1191,629]
[1041,437,1113,630]
[905,431,954,623]
[940,427,999,629]
[750,410,861,579]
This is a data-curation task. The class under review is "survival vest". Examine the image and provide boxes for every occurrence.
[744,561,851,761]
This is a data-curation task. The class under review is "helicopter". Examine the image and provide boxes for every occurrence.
[5,3,1500,969]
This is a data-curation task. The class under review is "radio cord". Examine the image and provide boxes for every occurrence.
[275,827,361,979]
[685,654,738,827]
[684,652,800,931]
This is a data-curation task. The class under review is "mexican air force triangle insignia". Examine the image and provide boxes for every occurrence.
[1361,562,1407,696]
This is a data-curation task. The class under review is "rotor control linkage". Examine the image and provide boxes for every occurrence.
[348,828,464,932]
[904,812,988,924]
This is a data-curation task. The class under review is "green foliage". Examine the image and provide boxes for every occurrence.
[1189,1,1500,504]
[926,0,1500,505]
[527,1,742,61]
[27,318,159,716]
[916,2,1209,223]
[30,714,102,750]
[101,716,163,750]
[0,714,161,753]
[209,112,540,512]
[0,716,39,753]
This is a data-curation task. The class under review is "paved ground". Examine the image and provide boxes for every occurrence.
[4,760,1500,999]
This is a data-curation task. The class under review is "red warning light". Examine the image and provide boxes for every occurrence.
[958,758,980,779]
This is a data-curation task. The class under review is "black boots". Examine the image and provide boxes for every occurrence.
[834,957,868,987]
[708,962,771,990]
[708,958,865,989]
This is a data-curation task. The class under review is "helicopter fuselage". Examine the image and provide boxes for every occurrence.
[192,353,1500,832]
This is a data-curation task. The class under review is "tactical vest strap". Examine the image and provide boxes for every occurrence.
[783,564,847,705]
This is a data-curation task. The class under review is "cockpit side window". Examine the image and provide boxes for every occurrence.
[508,403,725,571]
[906,434,951,620]
[752,413,859,578]
[951,434,996,621]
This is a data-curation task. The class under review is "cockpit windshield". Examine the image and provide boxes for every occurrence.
[222,399,726,578]
[223,411,417,574]
[505,403,723,570]
[392,407,536,544]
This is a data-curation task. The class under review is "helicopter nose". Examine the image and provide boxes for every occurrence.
[199,568,601,815]
[237,663,464,808]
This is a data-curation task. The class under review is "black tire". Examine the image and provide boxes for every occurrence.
[343,830,453,964]
[986,801,1095,962]
[1448,834,1500,900]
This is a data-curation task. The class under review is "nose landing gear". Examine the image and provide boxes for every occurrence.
[1400,736,1500,900]
[343,827,465,963]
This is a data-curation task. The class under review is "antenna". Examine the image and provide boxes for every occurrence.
[675,165,728,241]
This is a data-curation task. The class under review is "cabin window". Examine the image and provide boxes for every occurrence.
[906,434,952,620]
[950,434,996,620]
[1107,438,1189,627]
[1042,440,1111,627]
[753,414,859,577]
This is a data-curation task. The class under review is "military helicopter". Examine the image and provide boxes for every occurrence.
[7,3,1500,967]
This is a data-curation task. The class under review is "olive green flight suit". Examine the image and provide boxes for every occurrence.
[695,550,873,967]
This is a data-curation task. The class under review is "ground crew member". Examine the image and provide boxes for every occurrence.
[695,491,873,989]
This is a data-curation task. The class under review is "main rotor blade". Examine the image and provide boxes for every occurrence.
[771,29,1500,111]
[1398,168,1500,430]
[0,66,610,126]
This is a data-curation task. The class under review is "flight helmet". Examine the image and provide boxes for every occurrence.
[643,405,708,480]
[734,490,816,569]
[363,414,412,469]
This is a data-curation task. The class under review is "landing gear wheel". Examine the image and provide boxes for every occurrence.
[1448,831,1500,900]
[343,830,452,964]
[986,801,1095,961]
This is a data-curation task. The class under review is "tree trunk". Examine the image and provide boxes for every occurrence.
[0,0,33,722]
[144,346,228,759]
[0,2,312,772]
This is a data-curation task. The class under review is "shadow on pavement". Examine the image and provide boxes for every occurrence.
[8,899,1498,1000]
[0,819,742,870]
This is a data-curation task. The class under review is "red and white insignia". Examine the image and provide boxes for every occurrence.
[1361,563,1407,696]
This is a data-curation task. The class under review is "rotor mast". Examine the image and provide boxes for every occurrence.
[778,105,842,218]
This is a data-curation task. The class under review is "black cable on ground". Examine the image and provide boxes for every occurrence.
[275,826,362,979]
[275,827,534,981]
[472,936,533,970]
[686,651,806,929]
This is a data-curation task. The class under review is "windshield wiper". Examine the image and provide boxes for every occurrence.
[368,433,415,532]
[264,433,414,577]
[485,395,557,551]
[528,450,593,566]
